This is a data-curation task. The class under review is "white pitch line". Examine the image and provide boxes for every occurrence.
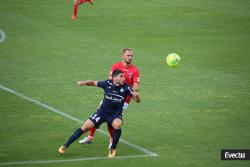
[0,29,7,43]
[0,154,157,166]
[0,84,158,157]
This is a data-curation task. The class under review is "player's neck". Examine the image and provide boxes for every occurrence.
[122,61,131,68]
[113,80,120,86]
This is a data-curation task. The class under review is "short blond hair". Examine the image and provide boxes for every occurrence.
[122,48,133,53]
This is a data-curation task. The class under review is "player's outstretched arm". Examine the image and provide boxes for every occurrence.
[77,80,98,87]
[132,92,141,103]
[132,83,139,92]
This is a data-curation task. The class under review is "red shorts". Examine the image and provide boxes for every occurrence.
[125,96,132,104]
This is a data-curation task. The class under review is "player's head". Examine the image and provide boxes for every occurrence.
[112,70,125,85]
[122,48,133,65]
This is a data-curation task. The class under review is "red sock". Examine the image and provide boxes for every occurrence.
[73,4,78,17]
[108,126,114,141]
[88,128,96,139]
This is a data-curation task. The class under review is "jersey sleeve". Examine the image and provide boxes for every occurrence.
[133,68,140,84]
[97,80,107,89]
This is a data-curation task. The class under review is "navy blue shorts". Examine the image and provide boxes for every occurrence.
[89,110,122,129]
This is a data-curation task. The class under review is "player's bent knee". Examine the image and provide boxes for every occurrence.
[112,118,122,129]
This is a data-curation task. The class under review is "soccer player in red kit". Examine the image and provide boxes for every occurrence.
[79,48,140,148]
[71,0,94,20]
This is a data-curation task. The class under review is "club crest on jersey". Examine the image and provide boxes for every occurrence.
[120,88,124,92]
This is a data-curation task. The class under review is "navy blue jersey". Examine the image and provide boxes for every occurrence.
[97,80,133,115]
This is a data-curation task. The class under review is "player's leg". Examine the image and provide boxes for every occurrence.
[80,0,94,5]
[108,117,123,158]
[71,0,79,20]
[79,100,102,144]
[59,111,103,154]
[58,119,94,154]
[78,127,96,144]
[85,0,94,5]
[71,0,93,20]
[107,124,114,149]
[110,118,122,149]
[106,102,129,149]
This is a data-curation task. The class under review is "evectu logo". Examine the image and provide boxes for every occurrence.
[221,149,250,160]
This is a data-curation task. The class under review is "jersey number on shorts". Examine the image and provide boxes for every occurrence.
[92,114,100,122]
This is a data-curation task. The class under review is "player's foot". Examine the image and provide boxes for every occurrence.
[58,146,66,154]
[78,137,92,144]
[108,149,116,158]
[89,0,94,5]
[71,15,77,20]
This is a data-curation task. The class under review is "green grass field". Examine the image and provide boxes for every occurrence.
[1,0,250,166]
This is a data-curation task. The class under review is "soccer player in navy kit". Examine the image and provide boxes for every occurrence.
[58,70,140,158]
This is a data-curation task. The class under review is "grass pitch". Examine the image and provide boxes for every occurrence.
[0,0,250,166]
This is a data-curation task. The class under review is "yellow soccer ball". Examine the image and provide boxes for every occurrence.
[166,53,181,67]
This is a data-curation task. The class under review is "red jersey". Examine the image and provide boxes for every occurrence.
[109,62,140,103]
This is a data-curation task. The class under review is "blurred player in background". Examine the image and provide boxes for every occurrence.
[79,48,140,148]
[71,0,94,20]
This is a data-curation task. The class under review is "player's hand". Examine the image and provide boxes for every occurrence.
[132,92,141,103]
[132,92,139,98]
[77,81,85,87]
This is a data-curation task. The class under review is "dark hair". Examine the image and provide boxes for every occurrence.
[122,48,133,53]
[112,70,123,78]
